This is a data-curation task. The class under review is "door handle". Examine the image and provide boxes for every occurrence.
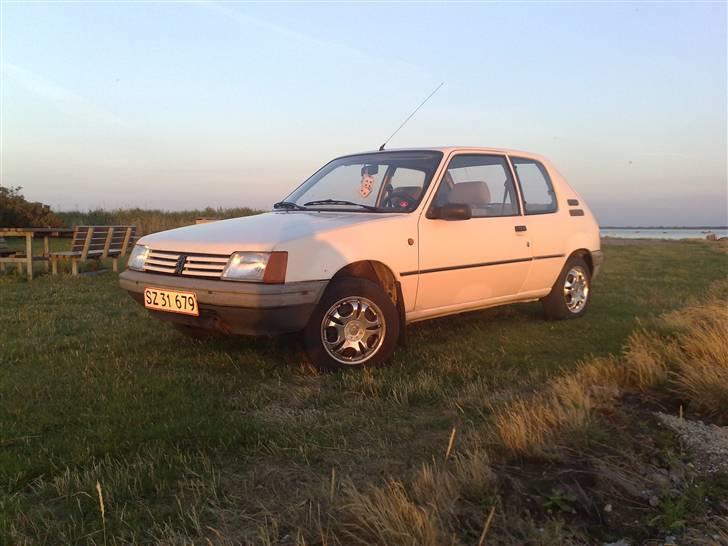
[515,225,527,232]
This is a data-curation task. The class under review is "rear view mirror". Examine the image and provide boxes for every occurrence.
[434,204,472,221]
[361,165,379,176]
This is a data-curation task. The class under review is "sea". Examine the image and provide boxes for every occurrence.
[600,228,728,240]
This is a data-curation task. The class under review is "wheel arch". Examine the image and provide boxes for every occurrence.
[330,260,399,305]
[329,260,407,344]
[567,248,594,275]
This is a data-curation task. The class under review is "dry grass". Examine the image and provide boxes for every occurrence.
[664,302,728,419]
[494,278,728,454]
[339,281,728,542]
[494,360,618,454]
[342,479,443,546]
[684,516,728,545]
[340,447,494,546]
[617,294,728,419]
[620,329,671,390]
[675,360,728,419]
[416,448,494,509]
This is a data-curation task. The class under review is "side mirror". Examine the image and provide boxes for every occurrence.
[435,203,472,221]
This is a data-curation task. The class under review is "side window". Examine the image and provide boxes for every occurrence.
[511,158,557,215]
[431,154,519,218]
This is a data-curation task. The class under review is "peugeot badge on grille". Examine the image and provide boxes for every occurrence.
[174,255,187,275]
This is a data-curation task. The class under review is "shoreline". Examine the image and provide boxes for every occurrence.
[601,236,727,245]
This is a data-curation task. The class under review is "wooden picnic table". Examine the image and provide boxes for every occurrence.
[0,227,75,280]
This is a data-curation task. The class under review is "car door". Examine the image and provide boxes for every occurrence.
[414,153,532,313]
[509,156,566,294]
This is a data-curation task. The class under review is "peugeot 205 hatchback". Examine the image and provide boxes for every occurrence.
[120,147,603,370]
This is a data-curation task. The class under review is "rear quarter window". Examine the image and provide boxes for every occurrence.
[511,157,558,215]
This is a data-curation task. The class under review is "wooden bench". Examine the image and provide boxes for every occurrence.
[49,225,136,276]
[0,237,15,273]
[0,237,13,257]
[0,235,46,276]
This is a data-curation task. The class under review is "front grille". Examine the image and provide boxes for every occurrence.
[144,250,230,278]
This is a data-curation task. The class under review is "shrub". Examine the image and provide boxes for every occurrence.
[0,185,63,228]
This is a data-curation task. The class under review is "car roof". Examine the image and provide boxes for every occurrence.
[354,146,547,162]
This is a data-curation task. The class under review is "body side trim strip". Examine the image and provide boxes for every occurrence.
[400,253,565,277]
[533,253,565,260]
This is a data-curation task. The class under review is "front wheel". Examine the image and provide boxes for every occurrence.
[304,278,400,371]
[542,256,592,320]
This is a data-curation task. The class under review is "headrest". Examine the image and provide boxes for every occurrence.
[448,181,490,205]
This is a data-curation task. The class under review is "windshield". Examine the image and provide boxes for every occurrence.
[280,151,443,212]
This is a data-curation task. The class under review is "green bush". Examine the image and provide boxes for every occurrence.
[0,186,63,228]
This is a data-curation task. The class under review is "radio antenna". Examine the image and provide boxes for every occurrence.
[379,81,444,151]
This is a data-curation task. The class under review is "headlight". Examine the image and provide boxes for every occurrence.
[221,251,287,283]
[127,245,149,271]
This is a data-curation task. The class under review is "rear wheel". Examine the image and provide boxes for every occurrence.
[304,278,399,371]
[542,256,591,320]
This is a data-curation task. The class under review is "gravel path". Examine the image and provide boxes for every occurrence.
[656,413,728,474]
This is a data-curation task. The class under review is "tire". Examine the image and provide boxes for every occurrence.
[304,277,400,371]
[172,323,219,340]
[542,256,592,320]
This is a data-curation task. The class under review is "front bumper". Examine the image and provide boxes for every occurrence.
[591,250,605,280]
[120,270,327,335]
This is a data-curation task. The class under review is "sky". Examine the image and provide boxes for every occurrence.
[1,1,726,227]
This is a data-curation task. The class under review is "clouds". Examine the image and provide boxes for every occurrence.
[195,1,427,77]
[2,61,129,128]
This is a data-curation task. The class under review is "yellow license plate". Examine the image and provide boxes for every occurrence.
[144,287,199,316]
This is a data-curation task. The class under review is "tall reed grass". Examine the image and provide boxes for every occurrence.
[56,207,260,235]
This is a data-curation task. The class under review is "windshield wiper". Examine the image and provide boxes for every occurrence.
[303,199,380,212]
[273,200,307,211]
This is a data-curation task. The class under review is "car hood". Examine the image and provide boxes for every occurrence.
[138,211,397,254]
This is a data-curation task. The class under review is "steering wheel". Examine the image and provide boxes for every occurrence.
[383,187,416,210]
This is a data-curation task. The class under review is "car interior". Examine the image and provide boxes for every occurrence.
[433,177,519,217]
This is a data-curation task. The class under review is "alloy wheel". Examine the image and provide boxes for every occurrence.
[563,266,589,313]
[320,296,386,365]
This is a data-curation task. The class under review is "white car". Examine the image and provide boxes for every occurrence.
[120,147,603,370]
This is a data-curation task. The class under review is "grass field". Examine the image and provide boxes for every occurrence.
[1,239,727,545]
